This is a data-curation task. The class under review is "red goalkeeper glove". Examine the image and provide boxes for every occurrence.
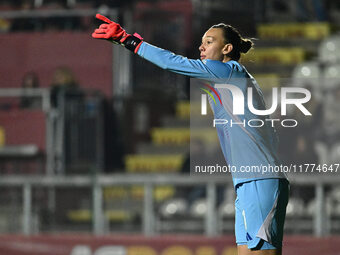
[92,13,143,53]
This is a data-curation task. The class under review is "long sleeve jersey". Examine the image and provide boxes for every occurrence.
[137,42,287,187]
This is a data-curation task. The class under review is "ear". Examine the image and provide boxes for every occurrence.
[222,43,233,55]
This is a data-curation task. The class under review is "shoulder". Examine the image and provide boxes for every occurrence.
[203,59,245,71]
[202,59,246,78]
[226,60,246,72]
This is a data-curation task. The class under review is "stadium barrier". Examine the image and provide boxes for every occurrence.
[0,234,339,255]
[0,174,332,237]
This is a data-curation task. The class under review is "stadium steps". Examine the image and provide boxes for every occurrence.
[123,99,218,172]
[241,47,307,65]
[161,115,217,131]
[122,101,194,203]
[67,209,134,223]
[66,184,176,224]
[151,128,190,146]
[123,100,218,174]
[125,154,185,173]
[245,64,297,78]
[136,143,188,154]
[252,73,281,90]
[161,116,189,127]
[255,38,322,52]
[175,100,214,119]
[257,22,331,40]
[0,126,4,146]
[241,45,316,78]
[103,185,176,203]
[151,127,218,146]
[176,100,191,119]
[243,22,331,76]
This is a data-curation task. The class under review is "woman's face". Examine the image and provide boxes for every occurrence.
[199,28,232,62]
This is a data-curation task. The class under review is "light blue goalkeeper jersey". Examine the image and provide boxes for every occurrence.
[137,42,287,186]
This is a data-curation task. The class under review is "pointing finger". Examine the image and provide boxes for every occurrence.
[96,13,113,24]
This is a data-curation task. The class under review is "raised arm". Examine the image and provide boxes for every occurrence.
[92,14,232,80]
[137,42,224,79]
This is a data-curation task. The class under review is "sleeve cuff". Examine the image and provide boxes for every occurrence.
[136,41,147,57]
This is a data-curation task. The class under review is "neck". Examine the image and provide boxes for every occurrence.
[223,56,232,63]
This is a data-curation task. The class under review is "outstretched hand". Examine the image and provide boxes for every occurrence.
[92,14,128,43]
[92,13,144,53]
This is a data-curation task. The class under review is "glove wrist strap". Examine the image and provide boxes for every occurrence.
[122,34,143,53]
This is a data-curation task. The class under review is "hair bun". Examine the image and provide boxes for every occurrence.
[240,39,253,53]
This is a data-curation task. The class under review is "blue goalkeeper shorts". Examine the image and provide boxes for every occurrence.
[235,178,289,250]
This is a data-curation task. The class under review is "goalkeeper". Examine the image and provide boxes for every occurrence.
[92,14,289,255]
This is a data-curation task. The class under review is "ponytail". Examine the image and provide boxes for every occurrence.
[211,23,253,61]
[240,38,253,53]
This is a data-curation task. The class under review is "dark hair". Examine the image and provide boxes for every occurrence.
[211,23,253,61]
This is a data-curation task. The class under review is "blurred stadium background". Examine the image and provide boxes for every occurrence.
[1,0,340,254]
